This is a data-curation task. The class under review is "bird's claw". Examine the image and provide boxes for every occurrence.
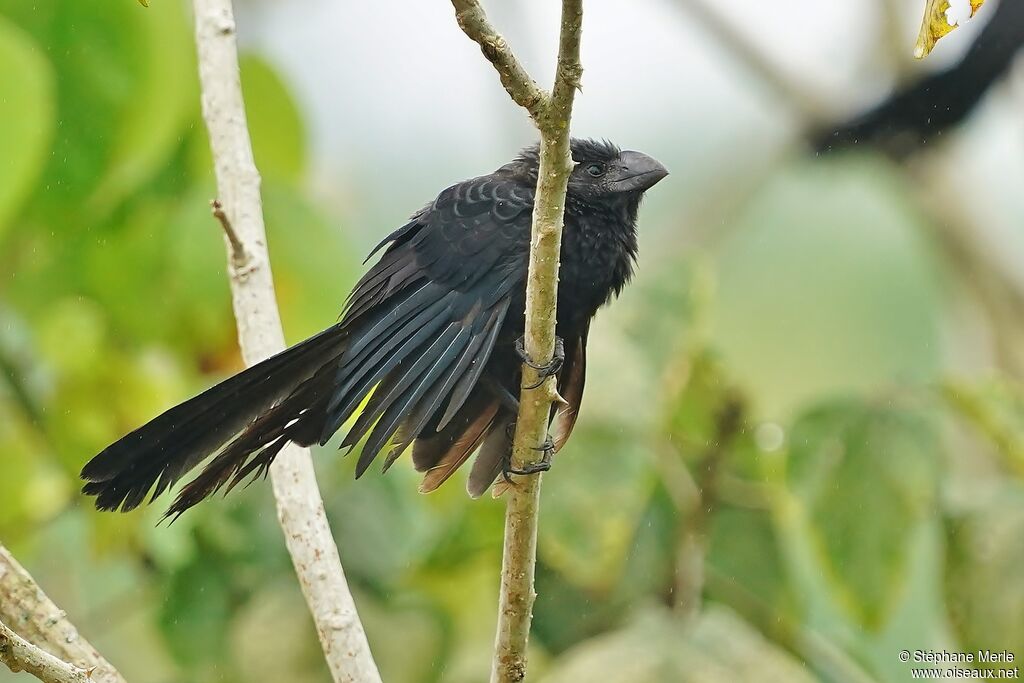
[515,336,565,390]
[500,435,554,485]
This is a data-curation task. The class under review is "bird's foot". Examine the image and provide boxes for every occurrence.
[515,335,564,390]
[500,434,554,485]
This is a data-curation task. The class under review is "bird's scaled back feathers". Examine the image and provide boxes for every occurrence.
[80,139,667,518]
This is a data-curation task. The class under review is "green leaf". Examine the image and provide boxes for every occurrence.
[351,591,448,683]
[162,184,237,353]
[326,468,446,587]
[0,0,152,222]
[240,54,306,185]
[229,582,336,683]
[534,487,678,654]
[663,348,740,454]
[0,15,54,237]
[944,490,1024,661]
[541,607,818,683]
[539,424,658,590]
[87,0,197,217]
[158,557,233,668]
[942,378,1024,477]
[706,506,797,624]
[262,184,358,342]
[786,399,940,630]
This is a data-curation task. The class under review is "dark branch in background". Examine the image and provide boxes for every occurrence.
[814,0,1023,157]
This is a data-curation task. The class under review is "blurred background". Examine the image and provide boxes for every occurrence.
[1,0,1023,681]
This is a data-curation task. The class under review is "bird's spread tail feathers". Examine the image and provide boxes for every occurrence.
[80,325,347,519]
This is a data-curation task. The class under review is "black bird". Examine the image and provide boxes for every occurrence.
[81,139,667,518]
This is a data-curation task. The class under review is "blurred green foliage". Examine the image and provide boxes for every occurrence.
[2,2,1024,683]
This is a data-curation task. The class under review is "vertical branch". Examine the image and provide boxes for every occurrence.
[190,1,381,681]
[668,397,744,619]
[451,2,583,681]
[0,546,125,683]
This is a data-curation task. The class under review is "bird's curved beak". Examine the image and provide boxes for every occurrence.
[610,151,669,193]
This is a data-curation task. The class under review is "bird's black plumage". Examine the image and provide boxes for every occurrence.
[80,139,667,518]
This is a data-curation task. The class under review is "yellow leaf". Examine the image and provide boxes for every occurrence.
[915,0,986,59]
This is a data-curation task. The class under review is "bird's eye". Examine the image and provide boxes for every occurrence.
[584,162,606,177]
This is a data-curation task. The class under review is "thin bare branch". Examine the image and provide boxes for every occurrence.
[451,0,548,122]
[0,619,93,683]
[190,1,381,681]
[449,1,584,681]
[547,0,584,129]
[0,546,125,683]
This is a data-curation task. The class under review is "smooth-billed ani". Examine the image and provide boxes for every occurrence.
[81,139,667,518]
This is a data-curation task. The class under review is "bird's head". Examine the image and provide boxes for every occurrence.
[506,139,668,204]
[566,139,668,201]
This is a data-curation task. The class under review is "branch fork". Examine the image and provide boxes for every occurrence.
[0,546,125,683]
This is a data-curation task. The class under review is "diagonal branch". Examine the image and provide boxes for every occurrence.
[451,0,547,120]
[0,546,125,683]
[0,619,93,683]
[190,1,381,681]
[451,2,583,682]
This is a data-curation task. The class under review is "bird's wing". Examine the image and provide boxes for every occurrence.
[82,174,537,516]
[323,174,534,477]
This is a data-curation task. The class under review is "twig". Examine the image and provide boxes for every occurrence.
[190,1,381,681]
[0,619,93,683]
[450,1,583,681]
[210,199,248,269]
[0,546,125,683]
[667,396,744,619]
[451,1,547,119]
